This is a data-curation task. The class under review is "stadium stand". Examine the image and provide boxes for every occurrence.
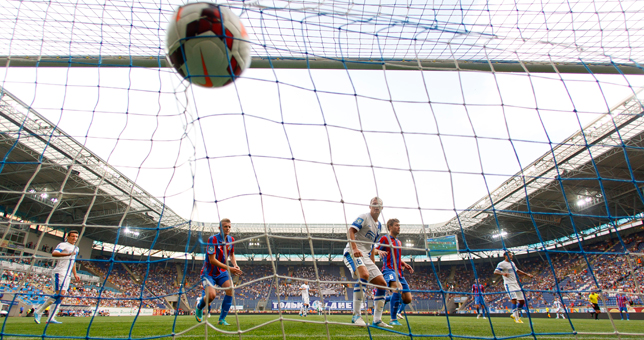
[1,225,642,317]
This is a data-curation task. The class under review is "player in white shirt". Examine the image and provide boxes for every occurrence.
[343,197,391,329]
[299,280,316,317]
[311,298,324,315]
[493,251,534,324]
[34,230,81,324]
[552,299,566,319]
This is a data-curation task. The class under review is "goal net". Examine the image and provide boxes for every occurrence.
[0,0,643,339]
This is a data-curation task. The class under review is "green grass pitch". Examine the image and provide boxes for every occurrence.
[1,315,641,339]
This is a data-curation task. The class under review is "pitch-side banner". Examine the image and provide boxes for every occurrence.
[98,307,154,316]
[271,301,367,311]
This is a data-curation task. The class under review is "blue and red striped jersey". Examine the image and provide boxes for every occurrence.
[616,294,629,308]
[201,233,235,277]
[472,284,484,296]
[377,235,403,276]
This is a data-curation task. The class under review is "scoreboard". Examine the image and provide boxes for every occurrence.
[426,235,458,257]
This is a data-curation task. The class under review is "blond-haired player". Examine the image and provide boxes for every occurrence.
[343,197,391,328]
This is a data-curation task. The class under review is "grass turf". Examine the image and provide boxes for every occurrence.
[0,315,641,339]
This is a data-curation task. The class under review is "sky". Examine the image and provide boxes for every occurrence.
[2,66,643,227]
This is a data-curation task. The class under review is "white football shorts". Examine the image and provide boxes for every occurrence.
[52,272,72,292]
[505,283,524,301]
[343,253,382,282]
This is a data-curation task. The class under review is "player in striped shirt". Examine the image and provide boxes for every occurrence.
[472,281,486,319]
[195,218,242,326]
[616,291,630,321]
[377,218,414,326]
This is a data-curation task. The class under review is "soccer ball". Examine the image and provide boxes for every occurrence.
[166,3,251,88]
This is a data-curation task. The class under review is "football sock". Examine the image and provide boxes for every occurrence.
[398,300,406,315]
[220,295,233,321]
[352,279,367,316]
[517,301,525,318]
[373,289,386,322]
[48,303,60,321]
[36,297,56,315]
[197,296,206,310]
[390,293,401,319]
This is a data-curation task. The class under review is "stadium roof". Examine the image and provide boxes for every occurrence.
[1,86,644,257]
[0,88,445,255]
[449,88,644,252]
[0,87,190,250]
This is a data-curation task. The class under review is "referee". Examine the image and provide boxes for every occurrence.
[588,292,600,320]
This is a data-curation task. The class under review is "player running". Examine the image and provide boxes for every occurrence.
[195,218,242,326]
[472,281,486,319]
[588,292,600,320]
[552,299,566,319]
[376,218,414,326]
[34,230,81,324]
[494,251,534,324]
[343,197,392,328]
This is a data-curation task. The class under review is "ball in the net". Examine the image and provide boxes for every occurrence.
[166,3,251,88]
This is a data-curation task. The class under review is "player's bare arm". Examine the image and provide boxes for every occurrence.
[348,228,363,258]
[51,250,74,257]
[72,262,80,282]
[402,261,414,274]
[375,236,390,259]
[230,253,242,275]
[493,270,508,277]
[210,253,242,276]
[517,270,534,278]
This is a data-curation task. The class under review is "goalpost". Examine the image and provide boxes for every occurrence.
[0,0,643,339]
